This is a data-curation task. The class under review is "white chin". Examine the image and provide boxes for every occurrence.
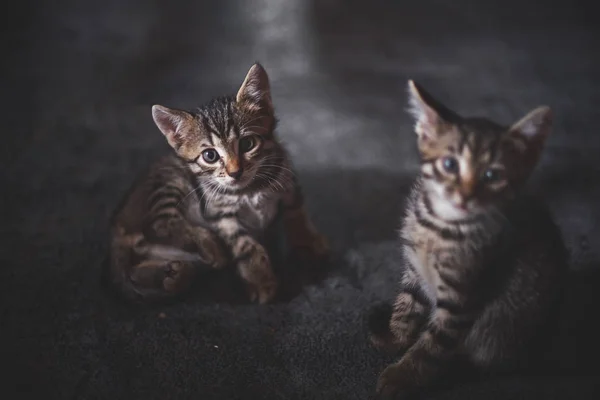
[218,179,243,189]
[425,181,474,221]
[430,198,470,221]
[219,173,255,190]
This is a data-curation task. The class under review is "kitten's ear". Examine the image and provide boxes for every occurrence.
[508,106,553,144]
[407,80,455,141]
[151,105,195,151]
[507,106,552,159]
[505,106,553,181]
[236,63,273,114]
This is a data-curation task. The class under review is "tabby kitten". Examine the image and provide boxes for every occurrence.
[109,63,328,304]
[368,81,567,398]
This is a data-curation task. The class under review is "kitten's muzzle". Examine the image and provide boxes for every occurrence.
[226,165,243,180]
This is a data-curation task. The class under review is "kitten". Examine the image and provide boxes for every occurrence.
[368,81,568,398]
[108,63,329,304]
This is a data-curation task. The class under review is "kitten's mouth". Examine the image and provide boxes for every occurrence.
[453,202,469,211]
[219,177,250,189]
[444,202,471,218]
[217,170,258,190]
[444,198,485,220]
[428,193,480,222]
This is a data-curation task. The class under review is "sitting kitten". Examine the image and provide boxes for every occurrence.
[369,81,568,398]
[108,63,328,304]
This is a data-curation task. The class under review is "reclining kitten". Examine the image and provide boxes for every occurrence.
[369,81,567,398]
[108,63,328,304]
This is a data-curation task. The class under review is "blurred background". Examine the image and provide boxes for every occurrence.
[2,0,600,399]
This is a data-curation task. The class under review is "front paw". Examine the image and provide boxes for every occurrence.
[198,236,229,269]
[246,275,278,304]
[376,362,418,400]
[368,303,399,352]
[291,232,330,264]
[239,250,278,304]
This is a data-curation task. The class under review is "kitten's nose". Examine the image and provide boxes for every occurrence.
[460,178,476,198]
[225,158,242,180]
[227,168,243,180]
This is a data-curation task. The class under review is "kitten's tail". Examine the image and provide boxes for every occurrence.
[108,227,210,303]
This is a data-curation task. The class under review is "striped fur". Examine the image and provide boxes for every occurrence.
[370,81,567,398]
[108,63,328,304]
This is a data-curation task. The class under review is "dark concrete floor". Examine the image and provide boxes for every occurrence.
[2,0,600,399]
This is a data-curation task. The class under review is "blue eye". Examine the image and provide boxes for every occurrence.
[442,156,458,173]
[483,168,502,183]
[202,149,219,163]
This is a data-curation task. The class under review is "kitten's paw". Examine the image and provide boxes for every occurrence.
[192,227,229,269]
[376,363,418,400]
[239,250,278,304]
[163,261,194,293]
[291,232,330,265]
[120,232,147,255]
[246,275,278,304]
[200,237,229,269]
[368,303,399,352]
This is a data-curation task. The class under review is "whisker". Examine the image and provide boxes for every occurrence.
[256,174,283,192]
[197,181,218,205]
[178,181,207,207]
[240,125,268,132]
[240,116,267,131]
[255,171,290,192]
[256,173,283,193]
[205,184,219,208]
[262,170,295,185]
[259,164,296,178]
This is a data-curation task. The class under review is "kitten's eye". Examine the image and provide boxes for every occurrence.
[442,156,459,173]
[202,149,219,163]
[483,168,503,183]
[239,136,257,153]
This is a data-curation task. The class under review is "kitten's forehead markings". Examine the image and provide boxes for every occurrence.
[200,115,217,141]
[479,151,491,164]
[458,144,474,184]
[460,142,474,169]
[199,140,212,150]
[211,133,221,148]
[471,132,480,150]
[225,102,234,135]
[228,123,238,141]
[461,143,473,159]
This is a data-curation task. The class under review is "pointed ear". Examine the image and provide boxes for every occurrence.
[151,105,196,151]
[505,106,553,182]
[407,80,456,141]
[236,63,273,115]
[508,106,553,144]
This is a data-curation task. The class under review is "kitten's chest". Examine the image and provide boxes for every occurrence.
[186,190,281,233]
[403,217,478,296]
[235,192,281,232]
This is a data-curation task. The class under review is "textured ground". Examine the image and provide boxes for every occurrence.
[2,0,600,399]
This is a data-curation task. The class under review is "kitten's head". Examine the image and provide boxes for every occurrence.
[151,63,280,191]
[407,80,552,222]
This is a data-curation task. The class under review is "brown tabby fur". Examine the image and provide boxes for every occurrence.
[369,81,568,398]
[108,63,328,304]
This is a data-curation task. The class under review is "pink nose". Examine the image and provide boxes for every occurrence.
[454,198,468,210]
[227,169,242,180]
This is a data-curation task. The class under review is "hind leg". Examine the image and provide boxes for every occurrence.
[130,259,196,296]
